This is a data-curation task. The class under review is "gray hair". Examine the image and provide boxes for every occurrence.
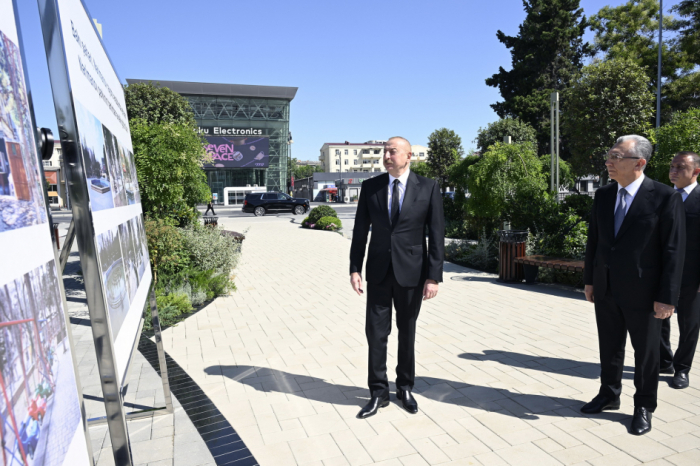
[616,135,653,162]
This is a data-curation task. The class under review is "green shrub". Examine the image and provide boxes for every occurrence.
[647,108,700,184]
[145,217,189,284]
[181,224,242,273]
[445,231,498,273]
[301,216,312,228]
[561,194,594,220]
[315,216,342,231]
[308,205,338,223]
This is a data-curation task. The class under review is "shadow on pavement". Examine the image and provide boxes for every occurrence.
[204,365,628,426]
[458,350,634,380]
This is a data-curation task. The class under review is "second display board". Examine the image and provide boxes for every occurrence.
[42,0,152,386]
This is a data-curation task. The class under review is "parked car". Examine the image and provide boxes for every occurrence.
[242,192,310,216]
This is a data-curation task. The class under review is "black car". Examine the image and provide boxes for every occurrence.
[242,192,310,216]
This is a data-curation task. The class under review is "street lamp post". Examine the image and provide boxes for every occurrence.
[550,91,560,198]
[657,0,663,128]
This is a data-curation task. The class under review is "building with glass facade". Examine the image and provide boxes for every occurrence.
[126,79,297,204]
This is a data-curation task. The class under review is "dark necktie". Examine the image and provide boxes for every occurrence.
[677,187,686,202]
[614,187,627,237]
[390,179,400,227]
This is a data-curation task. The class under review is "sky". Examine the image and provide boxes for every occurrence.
[16,0,681,162]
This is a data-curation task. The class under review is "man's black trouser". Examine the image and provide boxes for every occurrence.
[205,207,215,216]
[660,286,700,374]
[366,264,423,398]
[595,292,662,411]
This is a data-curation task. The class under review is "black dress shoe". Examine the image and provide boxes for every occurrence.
[357,396,389,419]
[396,387,418,414]
[580,394,621,414]
[660,365,675,375]
[671,372,689,389]
[631,407,652,435]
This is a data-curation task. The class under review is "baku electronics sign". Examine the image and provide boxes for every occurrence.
[204,136,270,168]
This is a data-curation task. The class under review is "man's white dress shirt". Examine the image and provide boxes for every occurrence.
[388,170,410,217]
[615,174,645,217]
[674,181,697,202]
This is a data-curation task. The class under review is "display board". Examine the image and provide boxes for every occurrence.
[44,0,152,385]
[203,136,270,168]
[0,1,91,463]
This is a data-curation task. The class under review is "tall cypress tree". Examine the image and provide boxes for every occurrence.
[486,0,591,153]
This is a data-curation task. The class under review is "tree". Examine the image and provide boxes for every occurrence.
[475,117,538,153]
[563,59,655,180]
[590,1,688,86]
[427,128,463,192]
[672,0,700,65]
[409,161,434,179]
[486,0,591,152]
[467,142,548,230]
[589,0,694,121]
[124,82,198,127]
[646,108,700,183]
[130,120,211,225]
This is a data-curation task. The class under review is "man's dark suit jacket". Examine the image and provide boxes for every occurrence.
[584,176,686,308]
[350,171,444,288]
[680,185,700,289]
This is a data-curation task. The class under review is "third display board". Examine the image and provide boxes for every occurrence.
[44,0,152,385]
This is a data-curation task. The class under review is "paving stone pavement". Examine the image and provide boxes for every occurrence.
[156,215,700,466]
[61,235,216,466]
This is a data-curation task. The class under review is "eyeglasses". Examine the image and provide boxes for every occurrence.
[606,154,642,162]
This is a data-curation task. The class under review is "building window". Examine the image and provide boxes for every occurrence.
[419,152,425,157]
[344,159,349,165]
[43,161,52,167]
[335,149,340,155]
[374,149,380,154]
[344,149,348,155]
[362,149,369,154]
[335,159,340,165]
[49,184,58,192]
[353,159,358,165]
[374,168,381,172]
[354,149,357,155]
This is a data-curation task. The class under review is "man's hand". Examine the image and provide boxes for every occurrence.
[584,285,594,303]
[654,301,675,319]
[423,279,438,300]
[350,272,363,296]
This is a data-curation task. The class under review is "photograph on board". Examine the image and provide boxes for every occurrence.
[117,141,138,206]
[74,100,112,211]
[130,216,147,281]
[97,227,130,337]
[134,215,149,276]
[102,126,127,208]
[0,260,83,465]
[0,29,48,231]
[118,220,139,302]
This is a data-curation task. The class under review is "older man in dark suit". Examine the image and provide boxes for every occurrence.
[582,135,686,435]
[660,151,700,389]
[350,136,444,419]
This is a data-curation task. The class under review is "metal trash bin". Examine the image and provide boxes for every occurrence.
[203,216,218,227]
[498,230,528,282]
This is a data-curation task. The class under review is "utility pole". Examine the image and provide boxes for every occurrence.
[657,0,663,128]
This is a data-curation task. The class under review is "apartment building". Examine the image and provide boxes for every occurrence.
[318,141,429,172]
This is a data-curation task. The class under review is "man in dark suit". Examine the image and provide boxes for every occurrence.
[660,151,700,389]
[583,135,686,435]
[350,136,444,419]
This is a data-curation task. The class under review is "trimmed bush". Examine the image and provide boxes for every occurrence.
[181,224,242,273]
[315,216,342,231]
[308,205,338,224]
[145,218,189,284]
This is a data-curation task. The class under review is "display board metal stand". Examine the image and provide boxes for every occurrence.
[87,288,174,426]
